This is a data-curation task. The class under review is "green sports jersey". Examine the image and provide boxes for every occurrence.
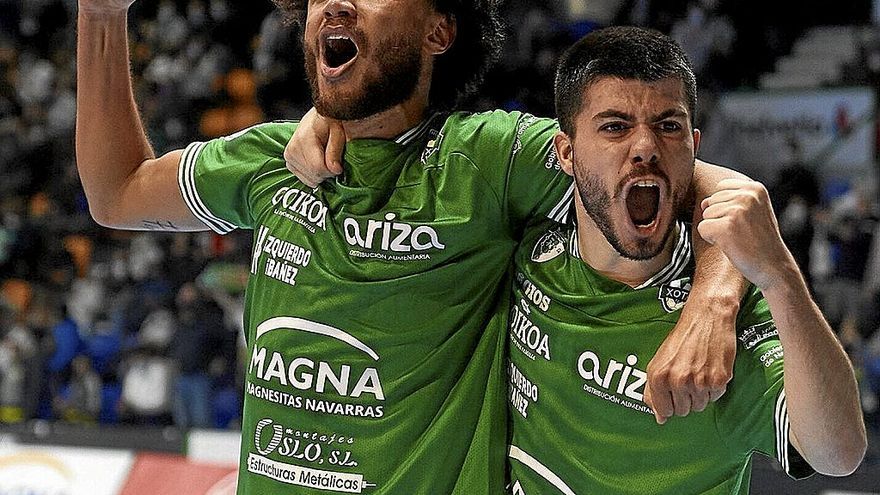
[507,221,814,495]
[176,111,573,494]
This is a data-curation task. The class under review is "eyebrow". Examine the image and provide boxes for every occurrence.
[592,109,688,122]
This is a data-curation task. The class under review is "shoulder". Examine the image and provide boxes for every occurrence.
[212,121,300,153]
[440,110,557,145]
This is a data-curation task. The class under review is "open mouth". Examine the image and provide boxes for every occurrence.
[321,33,359,76]
[625,180,661,228]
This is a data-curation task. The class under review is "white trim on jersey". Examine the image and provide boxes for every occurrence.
[568,227,580,259]
[508,446,576,495]
[395,113,440,145]
[548,183,575,224]
[636,222,692,289]
[775,389,791,473]
[566,220,691,289]
[177,141,237,235]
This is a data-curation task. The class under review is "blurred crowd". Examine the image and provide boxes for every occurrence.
[1,0,878,433]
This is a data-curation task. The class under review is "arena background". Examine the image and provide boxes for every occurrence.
[1,0,879,493]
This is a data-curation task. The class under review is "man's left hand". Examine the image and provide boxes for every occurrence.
[644,297,736,424]
[698,178,794,291]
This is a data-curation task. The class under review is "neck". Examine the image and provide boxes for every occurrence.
[340,61,434,140]
[341,100,428,140]
[573,196,675,288]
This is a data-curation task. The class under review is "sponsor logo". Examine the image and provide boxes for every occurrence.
[249,419,377,492]
[252,226,313,286]
[758,345,783,368]
[420,129,443,163]
[247,452,374,493]
[544,146,561,170]
[271,187,328,233]
[512,114,540,157]
[577,350,652,415]
[521,277,551,311]
[508,362,539,419]
[510,301,551,361]
[343,213,444,260]
[658,278,691,313]
[739,320,778,350]
[530,230,566,263]
[247,318,385,418]
[249,348,384,400]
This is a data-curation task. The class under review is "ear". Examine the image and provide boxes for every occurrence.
[692,128,701,156]
[554,131,575,177]
[425,13,456,56]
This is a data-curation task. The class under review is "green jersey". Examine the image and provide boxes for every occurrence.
[507,222,814,495]
[176,111,572,494]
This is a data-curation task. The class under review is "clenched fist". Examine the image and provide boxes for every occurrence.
[697,179,798,291]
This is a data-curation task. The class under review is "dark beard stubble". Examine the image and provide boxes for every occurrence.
[304,29,424,121]
[573,160,690,261]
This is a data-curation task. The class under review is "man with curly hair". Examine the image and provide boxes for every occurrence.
[76,0,750,493]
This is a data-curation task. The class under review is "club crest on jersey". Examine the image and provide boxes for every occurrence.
[530,229,566,263]
[658,278,691,313]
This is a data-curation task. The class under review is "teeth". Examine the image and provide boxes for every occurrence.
[633,180,658,188]
[328,35,351,41]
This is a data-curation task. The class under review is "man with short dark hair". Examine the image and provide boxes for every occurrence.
[77,0,749,492]
[506,27,866,494]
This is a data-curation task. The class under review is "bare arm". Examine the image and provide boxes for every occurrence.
[700,178,866,476]
[76,2,204,231]
[644,160,749,424]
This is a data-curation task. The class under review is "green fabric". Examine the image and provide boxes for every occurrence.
[507,222,812,495]
[177,111,571,494]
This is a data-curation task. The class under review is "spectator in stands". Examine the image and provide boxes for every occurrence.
[0,324,25,423]
[820,184,879,357]
[770,138,821,291]
[169,282,224,429]
[118,344,174,426]
[670,0,735,84]
[55,355,101,423]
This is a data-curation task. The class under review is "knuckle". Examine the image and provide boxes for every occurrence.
[668,371,692,389]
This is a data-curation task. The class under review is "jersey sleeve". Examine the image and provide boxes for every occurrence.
[177,122,298,234]
[503,114,574,232]
[714,287,814,480]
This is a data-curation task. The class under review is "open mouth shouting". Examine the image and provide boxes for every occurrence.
[622,177,667,233]
[320,28,360,79]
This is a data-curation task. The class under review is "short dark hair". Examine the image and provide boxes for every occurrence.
[554,26,697,136]
[272,0,505,110]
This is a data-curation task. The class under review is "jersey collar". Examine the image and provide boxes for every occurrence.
[568,220,692,289]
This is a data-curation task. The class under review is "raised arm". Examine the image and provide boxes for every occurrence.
[643,160,749,424]
[76,0,204,231]
[700,178,866,476]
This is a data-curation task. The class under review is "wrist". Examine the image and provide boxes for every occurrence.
[684,290,741,320]
[79,6,129,21]
[759,260,805,300]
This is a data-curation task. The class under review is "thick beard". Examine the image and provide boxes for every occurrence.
[573,162,686,261]
[304,31,423,121]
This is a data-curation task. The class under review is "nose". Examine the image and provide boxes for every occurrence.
[630,125,659,165]
[324,0,356,21]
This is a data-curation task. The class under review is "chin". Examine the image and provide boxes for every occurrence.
[616,215,676,261]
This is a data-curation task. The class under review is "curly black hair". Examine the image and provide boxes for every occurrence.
[271,0,505,110]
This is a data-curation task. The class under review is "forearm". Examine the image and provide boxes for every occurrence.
[75,9,153,224]
[690,160,749,304]
[763,263,866,476]
[693,159,750,199]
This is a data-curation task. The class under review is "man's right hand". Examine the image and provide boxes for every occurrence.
[285,108,345,188]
